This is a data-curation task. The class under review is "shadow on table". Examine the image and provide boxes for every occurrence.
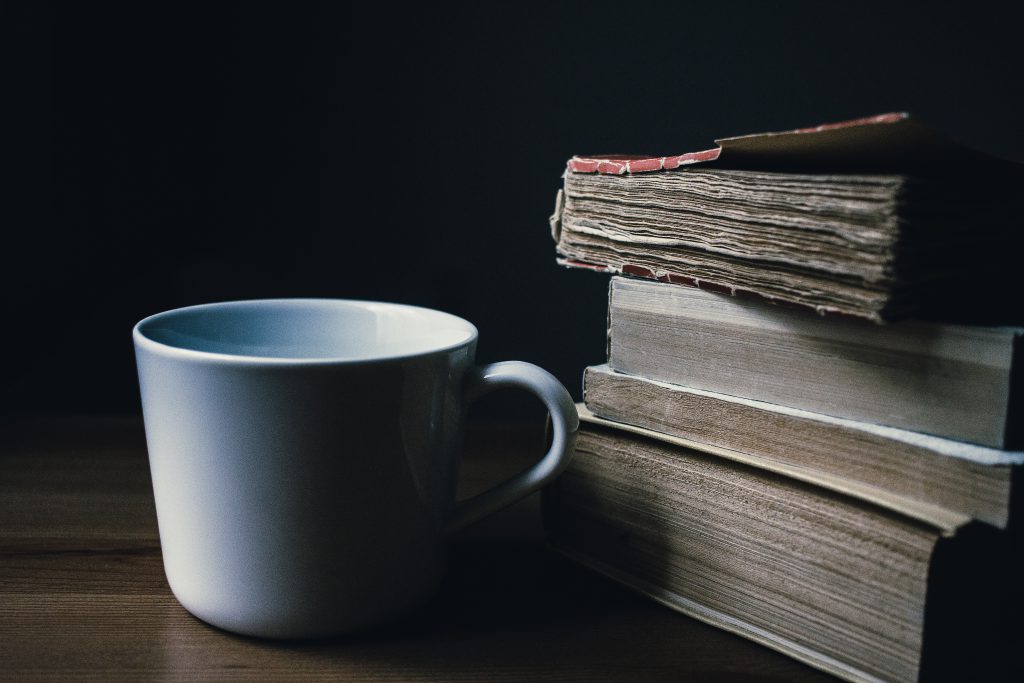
[158,536,824,682]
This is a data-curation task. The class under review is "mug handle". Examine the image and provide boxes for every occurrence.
[444,361,579,535]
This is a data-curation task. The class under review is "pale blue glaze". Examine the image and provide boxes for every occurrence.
[134,299,576,638]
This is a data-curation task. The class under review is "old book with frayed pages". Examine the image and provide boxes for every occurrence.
[550,113,1023,323]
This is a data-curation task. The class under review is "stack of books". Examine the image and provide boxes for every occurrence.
[543,114,1023,682]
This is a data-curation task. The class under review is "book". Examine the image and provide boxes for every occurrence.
[546,113,1024,680]
[606,276,1023,448]
[550,113,1022,323]
[543,416,1022,683]
[583,368,1022,529]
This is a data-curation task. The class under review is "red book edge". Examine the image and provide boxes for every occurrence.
[565,112,1012,174]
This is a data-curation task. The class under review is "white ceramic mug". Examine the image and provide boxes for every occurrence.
[133,299,577,639]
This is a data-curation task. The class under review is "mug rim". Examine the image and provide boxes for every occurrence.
[133,298,479,366]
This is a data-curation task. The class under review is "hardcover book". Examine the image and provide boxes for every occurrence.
[583,370,1022,529]
[543,417,1022,682]
[606,276,1023,448]
[550,113,1022,322]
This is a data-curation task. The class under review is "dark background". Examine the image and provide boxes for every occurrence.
[7,1,1024,417]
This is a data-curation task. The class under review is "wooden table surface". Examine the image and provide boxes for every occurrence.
[0,416,832,681]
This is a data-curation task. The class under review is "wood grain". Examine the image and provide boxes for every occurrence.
[0,417,832,681]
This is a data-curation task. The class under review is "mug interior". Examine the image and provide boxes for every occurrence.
[135,299,477,362]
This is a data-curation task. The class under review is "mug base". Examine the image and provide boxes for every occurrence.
[164,559,448,640]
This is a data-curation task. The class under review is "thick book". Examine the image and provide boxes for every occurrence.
[607,276,1023,448]
[584,367,1022,529]
[543,417,1023,682]
[550,112,1022,322]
